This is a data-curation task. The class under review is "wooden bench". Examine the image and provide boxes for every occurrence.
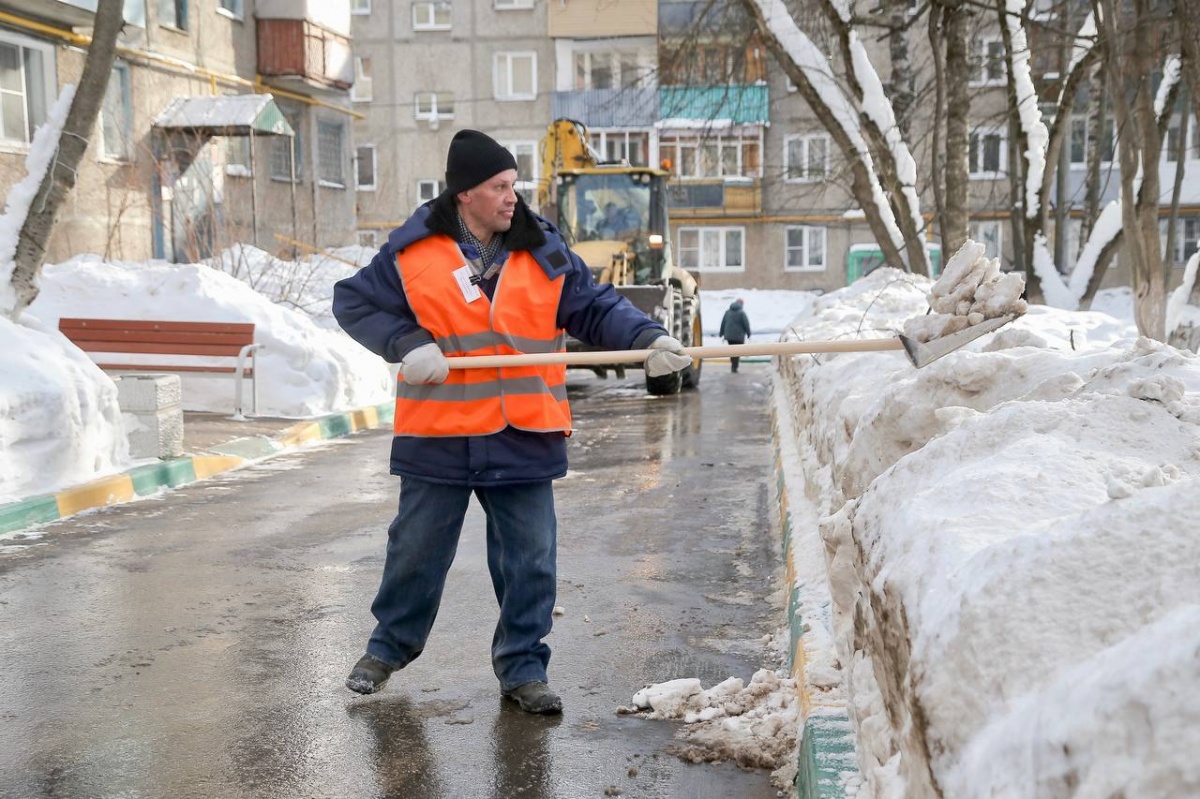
[59,318,262,418]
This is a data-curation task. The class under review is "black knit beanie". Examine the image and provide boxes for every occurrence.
[445,129,519,195]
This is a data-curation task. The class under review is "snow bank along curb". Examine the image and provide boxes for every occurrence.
[770,375,861,798]
[775,265,1200,798]
[0,402,395,535]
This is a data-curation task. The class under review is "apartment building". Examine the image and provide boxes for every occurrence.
[349,0,1197,291]
[0,0,356,264]
[349,0,554,248]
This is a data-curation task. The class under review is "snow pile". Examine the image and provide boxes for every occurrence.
[206,244,375,329]
[0,314,128,504]
[621,670,801,787]
[902,240,1027,343]
[777,267,1200,798]
[701,288,819,338]
[28,255,393,417]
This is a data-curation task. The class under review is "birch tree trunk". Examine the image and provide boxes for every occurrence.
[1098,0,1167,339]
[940,0,971,258]
[7,0,125,319]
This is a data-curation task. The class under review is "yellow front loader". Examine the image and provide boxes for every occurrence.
[538,119,703,395]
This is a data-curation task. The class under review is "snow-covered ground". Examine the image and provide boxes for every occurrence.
[2,243,1198,797]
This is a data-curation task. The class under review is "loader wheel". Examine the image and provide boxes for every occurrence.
[647,287,684,396]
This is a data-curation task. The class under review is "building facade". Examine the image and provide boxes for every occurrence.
[348,0,1198,292]
[0,0,357,264]
[349,0,554,248]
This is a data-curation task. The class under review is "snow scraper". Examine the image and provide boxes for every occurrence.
[443,313,1018,372]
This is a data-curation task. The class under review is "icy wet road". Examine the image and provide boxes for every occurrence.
[0,365,784,799]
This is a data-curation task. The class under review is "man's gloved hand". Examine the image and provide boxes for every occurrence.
[645,336,692,377]
[399,342,449,385]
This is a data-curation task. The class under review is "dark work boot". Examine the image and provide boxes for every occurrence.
[345,653,395,695]
[502,681,563,714]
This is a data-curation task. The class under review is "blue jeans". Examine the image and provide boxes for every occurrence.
[366,476,558,692]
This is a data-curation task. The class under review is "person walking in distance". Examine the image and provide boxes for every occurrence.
[332,129,692,715]
[719,298,752,372]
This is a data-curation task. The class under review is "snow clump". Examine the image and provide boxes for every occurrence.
[903,240,1028,343]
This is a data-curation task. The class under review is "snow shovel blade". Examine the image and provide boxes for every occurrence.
[898,314,1016,368]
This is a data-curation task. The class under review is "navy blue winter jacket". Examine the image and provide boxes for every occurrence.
[332,193,668,486]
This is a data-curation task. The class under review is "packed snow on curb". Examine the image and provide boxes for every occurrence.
[778,265,1200,798]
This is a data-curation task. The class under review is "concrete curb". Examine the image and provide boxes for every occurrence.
[769,380,860,798]
[0,402,395,537]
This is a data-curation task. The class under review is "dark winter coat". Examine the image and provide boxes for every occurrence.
[332,192,668,486]
[719,301,752,343]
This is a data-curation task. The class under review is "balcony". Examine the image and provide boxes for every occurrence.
[551,88,659,129]
[256,3,352,93]
[659,85,768,125]
[669,177,762,217]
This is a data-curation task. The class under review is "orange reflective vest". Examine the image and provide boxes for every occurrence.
[393,235,572,437]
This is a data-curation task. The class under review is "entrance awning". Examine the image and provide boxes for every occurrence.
[152,93,295,137]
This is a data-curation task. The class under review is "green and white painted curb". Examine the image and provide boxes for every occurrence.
[0,402,395,536]
[770,383,861,798]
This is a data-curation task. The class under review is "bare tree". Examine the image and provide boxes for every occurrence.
[6,0,125,320]
[737,0,937,275]
[1170,5,1200,350]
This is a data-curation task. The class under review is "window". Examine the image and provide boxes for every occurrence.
[970,220,1003,260]
[414,92,455,124]
[969,128,1006,177]
[660,133,762,179]
[217,0,243,19]
[271,113,302,181]
[318,120,345,187]
[494,52,536,100]
[1171,217,1200,264]
[573,51,643,91]
[352,57,372,102]
[501,140,537,205]
[225,136,251,177]
[158,0,188,30]
[784,226,826,271]
[100,62,133,161]
[417,179,444,203]
[358,230,378,248]
[356,144,376,190]
[494,0,533,8]
[677,227,744,272]
[1164,117,1198,163]
[413,1,451,30]
[352,0,371,13]
[784,134,828,182]
[970,37,1005,86]
[1068,115,1115,167]
[589,130,649,166]
[0,34,53,146]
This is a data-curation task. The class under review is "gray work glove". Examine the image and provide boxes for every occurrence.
[399,342,449,385]
[645,336,692,377]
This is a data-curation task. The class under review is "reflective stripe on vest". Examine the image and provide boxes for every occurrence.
[393,235,572,437]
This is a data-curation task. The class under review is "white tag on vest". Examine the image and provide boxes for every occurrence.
[453,264,482,303]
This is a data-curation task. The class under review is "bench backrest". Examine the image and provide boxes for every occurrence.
[59,318,255,358]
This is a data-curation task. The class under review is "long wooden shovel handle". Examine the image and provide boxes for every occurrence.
[446,338,904,369]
